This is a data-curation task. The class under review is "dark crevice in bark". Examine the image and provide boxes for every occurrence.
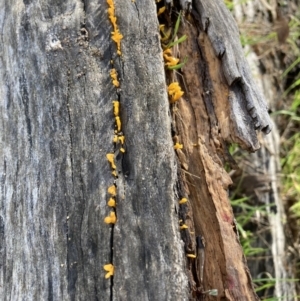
[78,170,85,278]
[20,72,33,151]
[156,4,206,298]
[106,35,124,300]
[66,67,74,297]
[109,223,114,301]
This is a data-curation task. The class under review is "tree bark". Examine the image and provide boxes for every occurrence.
[0,0,272,300]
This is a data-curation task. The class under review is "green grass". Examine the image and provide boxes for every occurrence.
[226,0,300,298]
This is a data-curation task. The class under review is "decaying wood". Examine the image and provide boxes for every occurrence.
[193,0,272,152]
[165,1,265,297]
[112,0,189,299]
[0,0,274,300]
[0,0,188,300]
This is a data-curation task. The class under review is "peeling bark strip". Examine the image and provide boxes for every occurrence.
[193,0,272,151]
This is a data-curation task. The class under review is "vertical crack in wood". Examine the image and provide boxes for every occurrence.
[108,0,190,299]
[104,0,126,297]
[107,56,123,301]
[65,66,74,296]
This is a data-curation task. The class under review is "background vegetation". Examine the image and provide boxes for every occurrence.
[225,0,300,299]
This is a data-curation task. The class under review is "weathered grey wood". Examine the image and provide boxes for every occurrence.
[0,0,276,300]
[112,0,188,300]
[1,1,113,300]
[0,0,188,300]
[194,0,272,151]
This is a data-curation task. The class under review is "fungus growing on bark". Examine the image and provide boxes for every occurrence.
[174,142,183,150]
[168,82,184,102]
[108,198,116,207]
[104,211,117,224]
[106,153,116,170]
[110,69,120,87]
[103,263,115,278]
[179,198,187,204]
[108,185,117,196]
[107,0,123,55]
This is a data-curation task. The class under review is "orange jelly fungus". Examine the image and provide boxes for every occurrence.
[107,0,123,55]
[106,153,116,170]
[180,224,188,230]
[110,69,120,87]
[108,198,116,207]
[174,142,183,150]
[179,198,187,204]
[108,185,117,196]
[186,254,196,258]
[104,211,117,224]
[115,116,121,132]
[103,263,115,278]
[168,82,184,103]
[163,49,180,68]
[112,100,120,117]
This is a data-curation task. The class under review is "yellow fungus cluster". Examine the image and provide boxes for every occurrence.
[157,6,166,16]
[104,181,117,224]
[112,100,119,116]
[110,69,120,87]
[106,153,116,170]
[158,12,185,103]
[118,135,125,144]
[112,103,125,154]
[107,0,123,55]
[104,183,117,225]
[160,26,172,42]
[115,116,121,132]
[112,100,123,136]
[179,198,187,204]
[103,263,115,278]
[108,197,116,207]
[180,224,188,230]
[108,184,117,196]
[104,211,117,224]
[168,82,184,103]
[113,135,118,143]
[104,0,126,280]
[163,49,180,68]
[174,142,183,150]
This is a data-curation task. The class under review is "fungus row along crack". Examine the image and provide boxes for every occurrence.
[156,4,218,297]
[107,0,123,55]
[103,0,124,281]
[156,0,207,280]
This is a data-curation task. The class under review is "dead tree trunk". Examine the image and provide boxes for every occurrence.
[0,0,272,300]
